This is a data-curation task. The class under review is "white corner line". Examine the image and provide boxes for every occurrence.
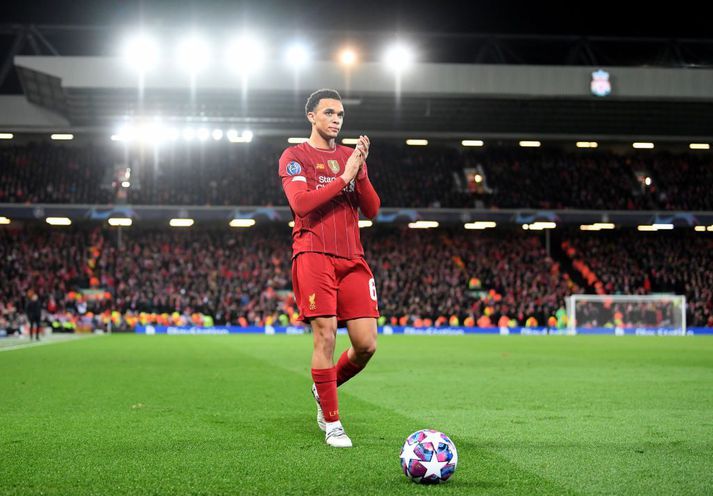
[0,333,104,353]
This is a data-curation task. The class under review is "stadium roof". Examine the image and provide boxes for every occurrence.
[6,56,713,138]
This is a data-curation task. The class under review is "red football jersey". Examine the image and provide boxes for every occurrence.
[279,142,380,260]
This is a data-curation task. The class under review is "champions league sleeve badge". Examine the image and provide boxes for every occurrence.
[286,161,302,175]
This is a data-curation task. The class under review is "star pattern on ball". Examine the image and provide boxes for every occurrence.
[401,429,458,484]
[400,440,420,463]
[421,431,447,452]
[420,456,448,479]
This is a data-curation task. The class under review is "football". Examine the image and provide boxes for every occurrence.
[399,429,458,484]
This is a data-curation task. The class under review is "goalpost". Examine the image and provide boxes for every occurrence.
[566,294,687,336]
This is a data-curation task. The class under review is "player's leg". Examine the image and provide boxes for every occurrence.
[339,317,377,384]
[292,253,350,446]
[335,257,380,386]
[310,315,351,446]
[310,315,339,420]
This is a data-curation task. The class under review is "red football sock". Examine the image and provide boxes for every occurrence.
[336,349,365,386]
[311,367,339,422]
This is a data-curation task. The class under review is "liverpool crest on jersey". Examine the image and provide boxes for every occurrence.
[328,160,340,174]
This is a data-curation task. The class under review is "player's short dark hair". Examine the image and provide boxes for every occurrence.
[305,89,342,115]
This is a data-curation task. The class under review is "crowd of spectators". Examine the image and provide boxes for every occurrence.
[367,227,578,327]
[564,231,713,327]
[1,225,579,332]
[2,141,712,210]
[2,225,711,333]
[0,143,113,204]
[466,149,654,210]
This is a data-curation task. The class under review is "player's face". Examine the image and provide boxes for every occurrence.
[309,99,344,139]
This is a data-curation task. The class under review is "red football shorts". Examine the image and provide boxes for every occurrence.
[292,252,380,324]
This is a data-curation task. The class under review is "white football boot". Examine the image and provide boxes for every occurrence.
[325,421,353,448]
[311,383,326,431]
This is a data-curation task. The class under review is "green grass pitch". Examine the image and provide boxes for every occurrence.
[1,334,712,495]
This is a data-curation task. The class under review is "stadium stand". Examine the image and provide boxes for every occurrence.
[1,142,712,210]
[2,225,711,333]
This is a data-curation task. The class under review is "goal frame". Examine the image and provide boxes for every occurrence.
[566,294,687,335]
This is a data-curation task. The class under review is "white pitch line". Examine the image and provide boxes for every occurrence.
[0,334,103,353]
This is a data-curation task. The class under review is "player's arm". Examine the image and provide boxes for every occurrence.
[355,162,380,219]
[279,150,362,218]
[353,135,380,219]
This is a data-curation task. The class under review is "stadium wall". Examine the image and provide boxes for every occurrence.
[134,326,713,336]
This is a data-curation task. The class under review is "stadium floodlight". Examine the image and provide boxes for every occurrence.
[709,226,713,232]
[137,123,166,144]
[108,217,132,227]
[121,181,130,188]
[227,129,253,143]
[576,141,598,148]
[637,224,673,231]
[462,140,484,147]
[123,34,160,72]
[474,174,483,183]
[464,221,496,230]
[644,176,652,186]
[383,42,415,72]
[182,127,196,141]
[633,142,654,149]
[0,216,10,224]
[285,42,311,68]
[524,221,556,230]
[342,138,359,145]
[408,221,439,229]
[229,219,256,228]
[406,139,428,146]
[169,218,194,227]
[690,143,710,150]
[112,124,135,142]
[694,226,706,232]
[338,48,357,66]
[519,140,541,148]
[225,35,265,74]
[176,35,211,74]
[211,129,224,141]
[358,220,373,228]
[196,128,210,141]
[0,133,13,139]
[165,127,180,141]
[46,217,72,226]
[51,134,74,141]
[288,137,309,144]
[580,222,615,231]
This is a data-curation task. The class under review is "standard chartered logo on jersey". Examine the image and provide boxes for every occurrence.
[316,175,355,192]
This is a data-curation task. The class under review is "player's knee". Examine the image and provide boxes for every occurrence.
[311,320,337,346]
[355,340,377,360]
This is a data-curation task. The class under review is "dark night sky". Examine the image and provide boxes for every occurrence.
[1,0,710,39]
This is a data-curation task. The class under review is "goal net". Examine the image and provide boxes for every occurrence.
[566,295,686,335]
